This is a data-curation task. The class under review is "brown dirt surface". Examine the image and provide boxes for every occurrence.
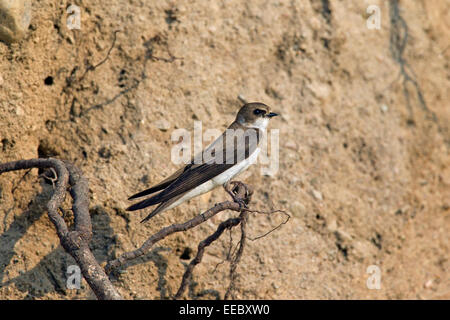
[0,0,449,300]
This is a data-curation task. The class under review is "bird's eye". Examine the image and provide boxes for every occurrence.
[253,109,266,115]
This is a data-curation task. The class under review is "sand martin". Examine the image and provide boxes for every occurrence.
[127,102,279,222]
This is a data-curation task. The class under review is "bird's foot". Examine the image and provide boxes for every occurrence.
[223,181,253,210]
[235,198,248,210]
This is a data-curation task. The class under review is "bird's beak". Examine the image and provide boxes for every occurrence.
[267,112,279,118]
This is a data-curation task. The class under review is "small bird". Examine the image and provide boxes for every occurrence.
[127,102,279,222]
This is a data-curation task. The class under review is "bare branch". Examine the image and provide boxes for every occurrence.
[174,215,242,299]
[105,200,243,274]
[224,210,248,300]
[174,183,251,299]
[1,159,288,300]
[0,158,122,300]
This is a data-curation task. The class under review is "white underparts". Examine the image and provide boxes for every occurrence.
[162,117,270,213]
[249,117,269,130]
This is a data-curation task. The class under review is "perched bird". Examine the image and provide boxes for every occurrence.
[127,102,279,222]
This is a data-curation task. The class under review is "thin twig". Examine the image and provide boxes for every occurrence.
[174,183,252,299]
[224,210,248,300]
[243,208,291,241]
[211,228,234,274]
[11,169,32,194]
[77,30,120,84]
[174,215,243,299]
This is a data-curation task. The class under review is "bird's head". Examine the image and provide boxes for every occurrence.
[236,102,279,129]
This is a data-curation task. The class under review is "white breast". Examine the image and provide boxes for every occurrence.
[250,117,269,130]
[212,147,260,185]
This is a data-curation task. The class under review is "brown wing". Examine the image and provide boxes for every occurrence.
[128,166,187,200]
[140,193,185,223]
[126,161,233,211]
[127,124,260,212]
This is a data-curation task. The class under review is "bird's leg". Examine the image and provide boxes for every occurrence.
[223,181,251,210]
[243,183,253,205]
[223,180,236,199]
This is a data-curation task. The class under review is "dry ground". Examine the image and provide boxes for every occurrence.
[0,0,449,299]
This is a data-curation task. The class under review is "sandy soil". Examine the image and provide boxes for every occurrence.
[0,0,449,299]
